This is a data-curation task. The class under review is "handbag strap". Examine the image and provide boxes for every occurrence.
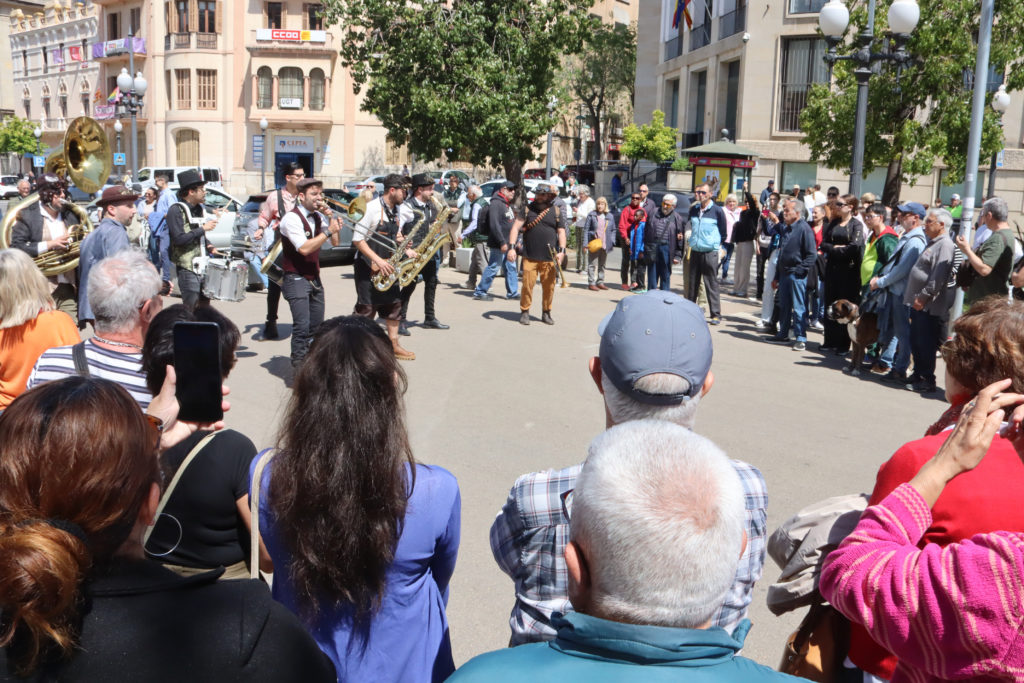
[791,602,830,653]
[249,448,275,580]
[71,341,90,376]
[143,431,219,546]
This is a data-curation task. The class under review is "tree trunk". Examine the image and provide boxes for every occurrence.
[503,157,526,212]
[882,155,902,206]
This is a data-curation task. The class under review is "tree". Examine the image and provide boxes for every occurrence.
[0,116,39,157]
[801,0,1024,205]
[564,21,636,163]
[322,0,594,184]
[620,110,677,179]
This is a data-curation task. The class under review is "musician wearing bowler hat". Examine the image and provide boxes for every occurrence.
[352,173,416,361]
[507,182,567,325]
[9,172,80,318]
[398,172,450,334]
[166,169,217,311]
[278,177,341,367]
[77,185,139,327]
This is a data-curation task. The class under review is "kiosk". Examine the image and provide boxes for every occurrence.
[681,141,760,203]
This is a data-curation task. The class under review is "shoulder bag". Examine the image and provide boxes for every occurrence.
[143,432,219,548]
[248,448,276,580]
[779,602,849,682]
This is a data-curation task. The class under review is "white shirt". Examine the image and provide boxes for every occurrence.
[279,204,327,250]
[574,197,595,227]
[810,191,827,208]
[353,197,386,243]
[38,204,73,284]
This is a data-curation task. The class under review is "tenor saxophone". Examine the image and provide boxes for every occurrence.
[396,196,451,288]
[372,204,425,291]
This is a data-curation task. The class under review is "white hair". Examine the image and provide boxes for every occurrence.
[601,372,700,429]
[662,193,678,206]
[982,196,1008,222]
[467,184,481,198]
[89,250,161,333]
[926,208,952,230]
[577,184,590,196]
[571,420,745,628]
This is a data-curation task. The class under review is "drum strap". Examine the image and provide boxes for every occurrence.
[72,341,89,376]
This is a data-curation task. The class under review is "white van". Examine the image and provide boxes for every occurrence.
[137,166,223,188]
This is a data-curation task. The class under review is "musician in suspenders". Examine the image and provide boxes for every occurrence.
[256,161,303,340]
[351,173,415,361]
[278,177,341,367]
[167,169,218,311]
[397,173,450,335]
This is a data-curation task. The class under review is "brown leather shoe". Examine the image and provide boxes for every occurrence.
[597,283,608,290]
[393,342,416,361]
[588,285,599,291]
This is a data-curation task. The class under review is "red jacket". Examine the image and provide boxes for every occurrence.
[618,204,641,242]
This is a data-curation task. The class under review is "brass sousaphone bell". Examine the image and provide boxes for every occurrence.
[0,117,112,276]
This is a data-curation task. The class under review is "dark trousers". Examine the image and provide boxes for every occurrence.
[755,245,769,299]
[619,242,630,285]
[909,308,943,384]
[400,255,439,321]
[266,280,282,322]
[177,269,209,311]
[353,258,402,320]
[630,254,647,289]
[281,273,325,365]
[646,243,672,291]
[686,250,721,318]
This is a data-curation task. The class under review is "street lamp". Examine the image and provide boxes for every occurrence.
[32,126,41,156]
[819,0,919,197]
[113,120,123,179]
[259,117,269,191]
[987,84,1010,198]
[545,96,558,180]
[116,66,147,183]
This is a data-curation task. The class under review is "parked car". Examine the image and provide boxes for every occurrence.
[427,170,471,186]
[343,175,386,196]
[136,166,223,189]
[233,192,356,268]
[0,176,21,199]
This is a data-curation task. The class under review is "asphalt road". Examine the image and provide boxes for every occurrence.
[202,251,944,669]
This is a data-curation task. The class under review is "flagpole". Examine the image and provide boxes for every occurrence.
[128,26,137,183]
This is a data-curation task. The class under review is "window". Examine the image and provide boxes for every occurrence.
[689,0,712,51]
[719,0,746,39]
[938,169,986,205]
[108,12,120,40]
[304,3,323,30]
[198,0,216,32]
[777,37,828,132]
[175,129,200,166]
[781,162,817,191]
[257,66,273,109]
[665,78,680,128]
[267,2,283,29]
[789,0,827,13]
[685,70,707,145]
[175,69,191,109]
[309,68,325,110]
[197,69,216,109]
[42,47,48,73]
[176,0,189,32]
[722,61,740,137]
[21,50,27,76]
[81,93,90,116]
[278,67,303,108]
[129,7,141,33]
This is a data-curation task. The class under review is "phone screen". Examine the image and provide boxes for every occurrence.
[173,322,223,423]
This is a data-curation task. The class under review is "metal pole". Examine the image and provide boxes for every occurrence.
[986,151,997,198]
[260,132,266,191]
[545,130,553,180]
[848,0,875,198]
[128,26,138,183]
[116,132,122,176]
[950,0,994,323]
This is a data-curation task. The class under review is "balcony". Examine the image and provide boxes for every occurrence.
[246,29,335,56]
[663,35,683,62]
[92,37,147,63]
[689,23,711,52]
[164,32,219,51]
[719,3,746,39]
[777,83,810,132]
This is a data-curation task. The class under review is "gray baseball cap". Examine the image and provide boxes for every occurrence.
[598,291,712,405]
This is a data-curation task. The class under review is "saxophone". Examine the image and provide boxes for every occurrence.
[396,195,451,287]
[372,204,425,291]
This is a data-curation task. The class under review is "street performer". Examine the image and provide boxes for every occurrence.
[167,169,217,311]
[9,172,81,317]
[278,177,341,367]
[507,182,566,325]
[257,161,304,340]
[398,173,450,334]
[351,173,416,361]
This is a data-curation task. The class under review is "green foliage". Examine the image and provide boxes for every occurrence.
[564,21,636,161]
[801,0,1024,203]
[671,156,691,171]
[322,0,594,182]
[621,110,677,173]
[0,116,39,156]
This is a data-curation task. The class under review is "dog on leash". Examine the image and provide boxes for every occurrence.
[828,299,879,376]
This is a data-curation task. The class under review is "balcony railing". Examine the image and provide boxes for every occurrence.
[247,29,335,53]
[777,83,811,132]
[663,35,683,62]
[689,23,711,51]
[165,32,191,50]
[196,32,217,49]
[719,4,746,39]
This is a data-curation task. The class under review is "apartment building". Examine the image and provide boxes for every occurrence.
[637,0,1024,210]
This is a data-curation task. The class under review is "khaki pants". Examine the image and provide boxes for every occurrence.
[52,282,77,320]
[520,258,556,313]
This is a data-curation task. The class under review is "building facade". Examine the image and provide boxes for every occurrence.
[638,0,1024,214]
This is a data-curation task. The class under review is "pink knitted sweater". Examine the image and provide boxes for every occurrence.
[820,484,1024,682]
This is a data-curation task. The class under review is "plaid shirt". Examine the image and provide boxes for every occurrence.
[489,459,768,645]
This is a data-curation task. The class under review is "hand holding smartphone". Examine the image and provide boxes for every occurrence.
[172,322,223,423]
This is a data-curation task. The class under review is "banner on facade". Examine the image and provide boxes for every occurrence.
[94,104,116,120]
[255,28,326,43]
[91,37,146,59]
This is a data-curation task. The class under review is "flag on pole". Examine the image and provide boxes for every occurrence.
[107,86,120,103]
[51,47,64,64]
[68,45,82,61]
[672,0,693,29]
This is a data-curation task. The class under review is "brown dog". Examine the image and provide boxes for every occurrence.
[828,299,879,376]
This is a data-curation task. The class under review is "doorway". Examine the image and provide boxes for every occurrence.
[273,152,313,188]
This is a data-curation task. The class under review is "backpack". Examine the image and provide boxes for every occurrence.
[475,202,491,239]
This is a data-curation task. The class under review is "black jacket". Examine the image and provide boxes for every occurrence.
[0,560,335,682]
[487,194,515,249]
[10,201,80,258]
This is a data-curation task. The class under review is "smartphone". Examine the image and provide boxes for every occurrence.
[172,321,223,423]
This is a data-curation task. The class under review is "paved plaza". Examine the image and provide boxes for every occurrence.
[201,252,944,667]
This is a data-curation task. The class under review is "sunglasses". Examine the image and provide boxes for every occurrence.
[695,190,708,196]
[630,196,640,200]
[836,203,847,207]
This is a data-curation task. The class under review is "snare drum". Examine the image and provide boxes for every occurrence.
[202,258,248,302]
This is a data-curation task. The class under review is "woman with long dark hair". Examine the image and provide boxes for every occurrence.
[820,194,865,353]
[253,315,461,682]
[0,377,334,681]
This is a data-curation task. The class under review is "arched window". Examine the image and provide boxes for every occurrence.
[257,66,272,109]
[309,68,325,111]
[175,128,200,166]
[278,67,303,109]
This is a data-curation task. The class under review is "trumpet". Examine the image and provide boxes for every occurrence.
[549,244,568,288]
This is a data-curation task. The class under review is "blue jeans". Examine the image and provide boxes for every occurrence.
[646,243,672,291]
[475,247,518,298]
[719,242,735,280]
[879,299,912,373]
[909,308,942,384]
[777,271,808,342]
[244,250,269,288]
[157,231,175,282]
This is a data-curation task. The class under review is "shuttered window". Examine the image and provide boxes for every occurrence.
[309,68,325,110]
[175,69,191,109]
[197,69,216,110]
[175,129,200,166]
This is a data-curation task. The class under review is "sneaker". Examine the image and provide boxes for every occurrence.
[473,293,494,302]
[793,341,807,351]
[263,320,279,340]
[765,335,788,343]
[462,280,475,289]
[506,292,520,299]
[809,320,824,331]
[908,379,937,393]
[634,288,648,294]
[754,320,771,330]
[519,311,530,325]
[882,369,908,383]
[541,311,555,325]
[708,317,722,326]
[869,363,891,376]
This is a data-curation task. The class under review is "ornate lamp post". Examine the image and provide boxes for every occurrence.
[818,0,920,197]
[987,84,1010,198]
[116,67,148,183]
[113,119,123,178]
[259,117,269,191]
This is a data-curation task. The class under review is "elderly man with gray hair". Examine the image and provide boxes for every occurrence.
[572,185,595,273]
[954,196,1017,307]
[489,291,767,647]
[28,250,162,408]
[458,420,791,681]
[902,208,956,393]
[645,193,685,291]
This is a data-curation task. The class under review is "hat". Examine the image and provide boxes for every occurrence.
[533,182,556,195]
[296,177,323,192]
[501,181,516,191]
[410,173,433,188]
[96,184,140,206]
[767,179,775,185]
[382,173,407,190]
[177,168,206,191]
[896,201,926,219]
[35,172,64,192]
[598,291,712,406]
[951,193,961,201]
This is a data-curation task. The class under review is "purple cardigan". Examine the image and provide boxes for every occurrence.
[820,484,1024,682]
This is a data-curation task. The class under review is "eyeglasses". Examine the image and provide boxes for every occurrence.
[695,190,708,196]
[630,196,640,200]
[288,173,305,179]
[836,203,847,207]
